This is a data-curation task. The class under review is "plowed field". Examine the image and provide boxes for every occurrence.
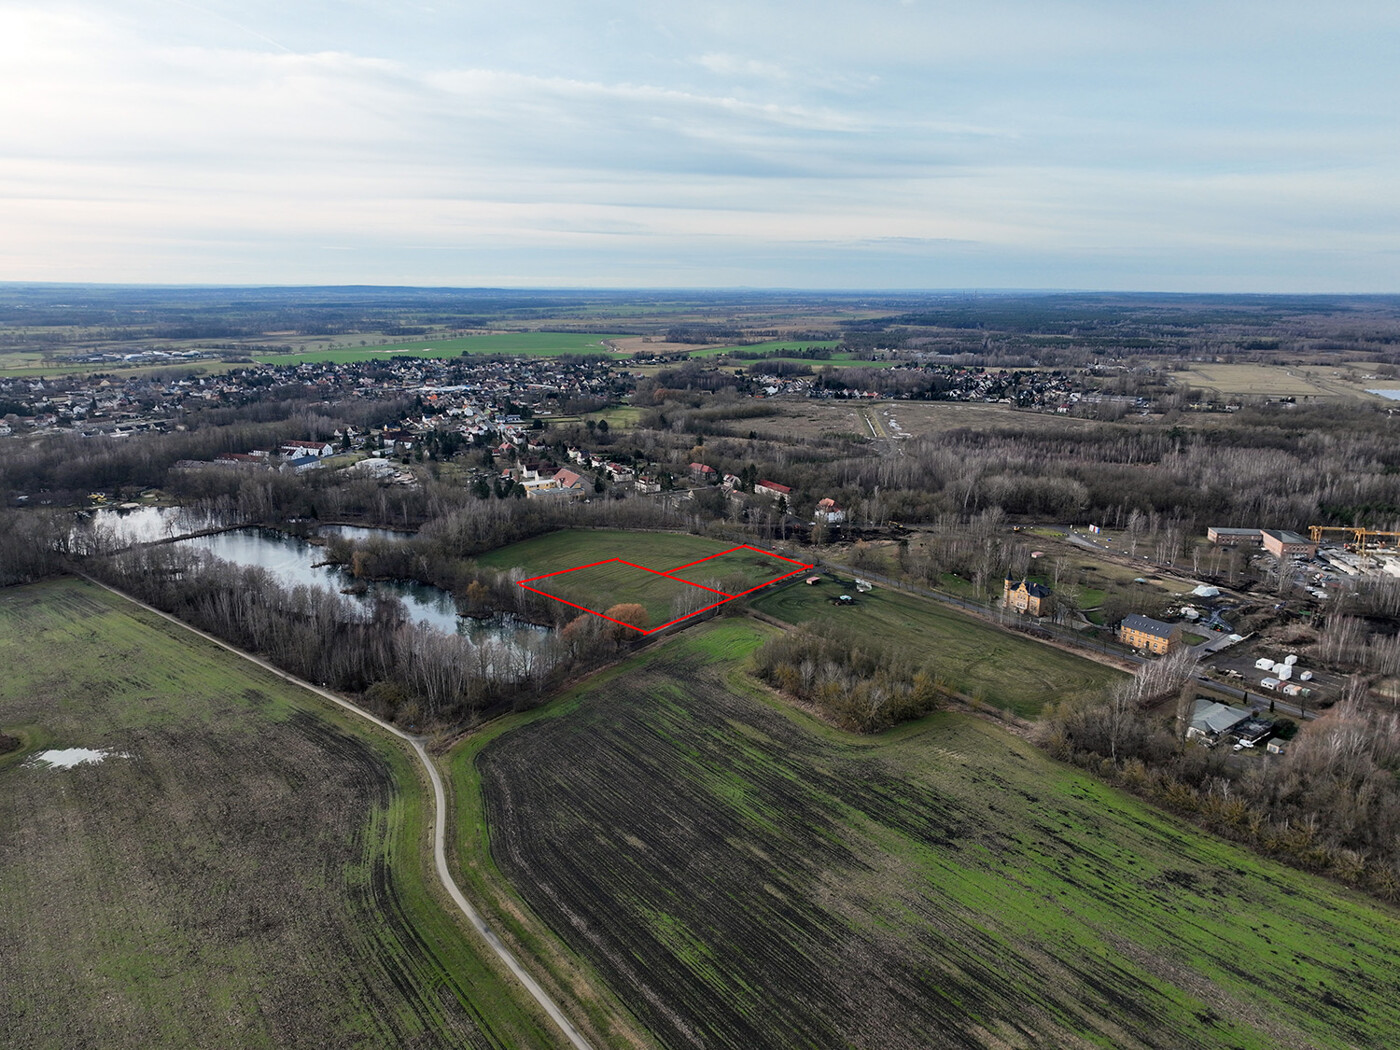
[0,578,559,1050]
[473,619,1400,1050]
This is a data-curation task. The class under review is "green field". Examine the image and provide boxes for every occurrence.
[476,529,797,578]
[753,575,1119,715]
[665,545,809,593]
[255,332,624,365]
[489,531,804,628]
[462,619,1400,1050]
[737,355,897,370]
[689,339,842,358]
[0,578,559,1049]
[525,560,723,630]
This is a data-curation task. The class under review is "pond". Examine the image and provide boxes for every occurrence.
[81,505,213,547]
[319,524,418,544]
[172,527,543,642]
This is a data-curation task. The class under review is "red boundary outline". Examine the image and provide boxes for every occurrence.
[518,544,813,634]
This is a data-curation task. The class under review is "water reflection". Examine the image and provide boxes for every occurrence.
[84,505,211,546]
[172,527,540,643]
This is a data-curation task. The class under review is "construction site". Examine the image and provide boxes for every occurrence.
[1208,524,1400,578]
[1307,525,1400,577]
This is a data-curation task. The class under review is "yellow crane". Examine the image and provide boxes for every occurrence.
[1356,529,1400,553]
[1309,525,1400,553]
[1308,525,1360,545]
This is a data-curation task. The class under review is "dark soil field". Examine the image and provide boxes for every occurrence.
[0,578,559,1050]
[471,619,1400,1050]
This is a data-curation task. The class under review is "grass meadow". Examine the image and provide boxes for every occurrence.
[461,619,1400,1050]
[752,576,1119,716]
[483,530,808,630]
[522,560,725,631]
[0,578,559,1050]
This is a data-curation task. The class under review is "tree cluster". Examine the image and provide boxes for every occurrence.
[752,621,944,733]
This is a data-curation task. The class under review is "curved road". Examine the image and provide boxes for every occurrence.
[79,574,595,1050]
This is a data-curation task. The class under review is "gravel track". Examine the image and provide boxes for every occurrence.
[78,573,594,1050]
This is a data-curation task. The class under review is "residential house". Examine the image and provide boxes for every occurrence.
[552,467,587,493]
[755,479,791,501]
[814,497,846,525]
[1004,577,1053,616]
[1118,614,1182,654]
[280,439,336,459]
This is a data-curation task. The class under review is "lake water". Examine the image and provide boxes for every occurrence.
[1367,390,1400,401]
[319,524,418,544]
[81,509,539,643]
[173,526,541,642]
[83,505,211,546]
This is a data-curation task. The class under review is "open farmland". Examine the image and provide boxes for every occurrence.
[1172,362,1389,401]
[665,545,808,594]
[753,578,1118,715]
[764,399,1104,442]
[689,339,842,357]
[255,331,623,364]
[468,620,1400,1050]
[0,578,559,1050]
[480,530,806,604]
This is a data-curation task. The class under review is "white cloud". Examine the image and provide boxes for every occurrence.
[0,1,1395,289]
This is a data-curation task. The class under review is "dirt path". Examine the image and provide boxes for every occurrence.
[76,573,595,1050]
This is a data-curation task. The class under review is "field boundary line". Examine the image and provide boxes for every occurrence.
[73,572,596,1050]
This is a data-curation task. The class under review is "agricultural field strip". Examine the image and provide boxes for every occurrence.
[76,573,596,1050]
[519,545,812,634]
[475,621,1400,1050]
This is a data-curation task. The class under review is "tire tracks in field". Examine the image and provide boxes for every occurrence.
[76,573,596,1050]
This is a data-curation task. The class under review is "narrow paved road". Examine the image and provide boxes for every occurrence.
[78,574,595,1050]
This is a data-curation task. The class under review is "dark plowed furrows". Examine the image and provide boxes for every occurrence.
[479,656,1013,1050]
[108,718,492,1049]
[479,626,1400,1050]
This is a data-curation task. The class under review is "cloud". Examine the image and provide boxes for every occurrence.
[0,2,1395,289]
[695,52,791,82]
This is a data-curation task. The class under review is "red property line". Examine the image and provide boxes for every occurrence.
[517,547,814,635]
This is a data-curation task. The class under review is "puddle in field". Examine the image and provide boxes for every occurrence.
[28,748,127,769]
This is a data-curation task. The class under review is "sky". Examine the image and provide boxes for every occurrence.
[1,1,1397,291]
